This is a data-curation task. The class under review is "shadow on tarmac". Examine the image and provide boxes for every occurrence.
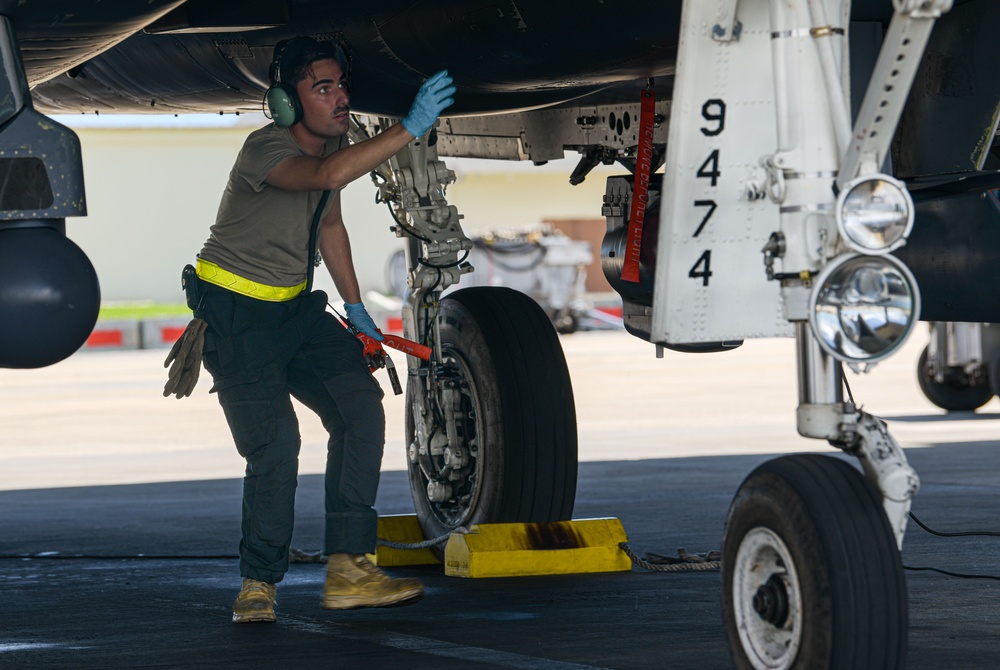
[881,411,1000,423]
[1,448,998,669]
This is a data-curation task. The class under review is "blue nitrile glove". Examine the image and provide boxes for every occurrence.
[345,302,384,341]
[401,70,456,137]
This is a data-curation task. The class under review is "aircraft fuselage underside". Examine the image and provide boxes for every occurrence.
[1,1,998,668]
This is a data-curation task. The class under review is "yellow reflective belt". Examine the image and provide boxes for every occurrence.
[195,258,307,302]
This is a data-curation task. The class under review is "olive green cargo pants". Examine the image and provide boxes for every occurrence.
[199,282,385,584]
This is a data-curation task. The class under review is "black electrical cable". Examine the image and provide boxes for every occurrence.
[903,565,1000,581]
[382,196,433,244]
[842,370,1000,578]
[368,167,464,265]
[844,373,1000,537]
[362,145,433,246]
[842,367,856,405]
[474,239,547,272]
[417,248,470,270]
[903,506,1000,580]
[421,268,442,348]
[376,187,468,269]
[355,115,456,262]
[909,510,1000,538]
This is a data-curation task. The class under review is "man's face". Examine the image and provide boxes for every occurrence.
[295,59,350,139]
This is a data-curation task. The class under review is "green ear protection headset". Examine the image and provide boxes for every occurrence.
[265,36,351,128]
[265,37,311,127]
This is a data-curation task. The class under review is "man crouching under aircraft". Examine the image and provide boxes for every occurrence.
[164,36,454,623]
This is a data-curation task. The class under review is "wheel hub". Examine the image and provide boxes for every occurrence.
[415,348,483,528]
[752,574,789,627]
[732,526,803,670]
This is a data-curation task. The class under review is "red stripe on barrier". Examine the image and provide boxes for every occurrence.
[86,330,124,347]
[160,326,186,344]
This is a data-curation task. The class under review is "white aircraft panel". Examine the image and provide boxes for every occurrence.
[651,1,792,344]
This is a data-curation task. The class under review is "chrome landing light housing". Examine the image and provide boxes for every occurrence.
[836,174,914,254]
[808,253,920,368]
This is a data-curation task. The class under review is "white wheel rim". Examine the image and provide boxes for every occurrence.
[732,526,803,670]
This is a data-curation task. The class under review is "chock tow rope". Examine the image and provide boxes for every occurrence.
[288,531,457,563]
[618,542,721,572]
[377,531,456,551]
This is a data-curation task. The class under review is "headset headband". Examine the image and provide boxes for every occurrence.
[271,37,314,86]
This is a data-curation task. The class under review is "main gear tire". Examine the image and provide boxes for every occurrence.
[917,346,992,412]
[722,455,907,670]
[406,287,577,554]
[988,355,1000,398]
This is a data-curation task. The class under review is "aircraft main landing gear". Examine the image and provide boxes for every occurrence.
[405,286,577,554]
[361,118,580,550]
[917,323,999,412]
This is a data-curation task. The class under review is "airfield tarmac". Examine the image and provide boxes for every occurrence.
[1,328,998,668]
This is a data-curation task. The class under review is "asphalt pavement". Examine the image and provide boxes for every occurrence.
[1,330,998,668]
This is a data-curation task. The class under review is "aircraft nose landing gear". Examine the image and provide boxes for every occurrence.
[723,455,908,670]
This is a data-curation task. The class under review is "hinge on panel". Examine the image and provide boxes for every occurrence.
[711,0,741,42]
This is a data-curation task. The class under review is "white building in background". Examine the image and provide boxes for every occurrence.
[57,113,617,305]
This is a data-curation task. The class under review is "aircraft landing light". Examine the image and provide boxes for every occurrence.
[837,174,915,254]
[809,253,921,369]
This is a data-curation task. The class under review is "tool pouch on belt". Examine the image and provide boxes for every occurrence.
[181,263,201,313]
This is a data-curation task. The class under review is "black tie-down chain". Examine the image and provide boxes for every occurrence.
[619,543,721,572]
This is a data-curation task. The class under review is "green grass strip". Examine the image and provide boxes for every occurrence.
[97,302,191,321]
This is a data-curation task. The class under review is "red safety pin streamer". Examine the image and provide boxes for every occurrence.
[620,83,656,284]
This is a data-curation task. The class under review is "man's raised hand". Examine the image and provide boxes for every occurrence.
[401,70,456,138]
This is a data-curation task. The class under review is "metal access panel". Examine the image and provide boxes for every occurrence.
[651,1,791,345]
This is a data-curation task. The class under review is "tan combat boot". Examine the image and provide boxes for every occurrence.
[323,553,425,610]
[232,578,277,623]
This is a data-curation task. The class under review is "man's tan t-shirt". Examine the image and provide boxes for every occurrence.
[199,124,344,287]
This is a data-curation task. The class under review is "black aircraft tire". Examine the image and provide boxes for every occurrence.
[722,455,907,670]
[406,287,578,552]
[988,355,1000,398]
[916,346,993,412]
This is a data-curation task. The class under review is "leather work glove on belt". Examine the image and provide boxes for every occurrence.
[162,317,207,399]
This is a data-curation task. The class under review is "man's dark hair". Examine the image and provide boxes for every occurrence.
[283,39,348,88]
